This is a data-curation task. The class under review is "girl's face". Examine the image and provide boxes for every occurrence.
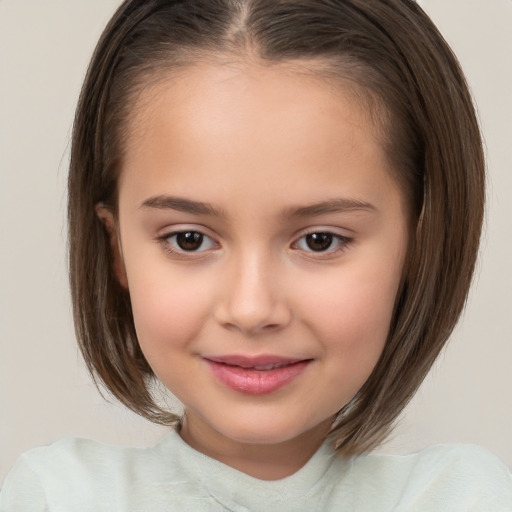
[113,62,408,468]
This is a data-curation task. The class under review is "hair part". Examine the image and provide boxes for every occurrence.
[68,0,484,454]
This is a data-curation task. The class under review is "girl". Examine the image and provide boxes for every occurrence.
[1,0,511,510]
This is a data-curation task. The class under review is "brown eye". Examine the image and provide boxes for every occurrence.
[175,231,204,251]
[305,233,334,252]
[294,231,352,255]
[159,230,217,256]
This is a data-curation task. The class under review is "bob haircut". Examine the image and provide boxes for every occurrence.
[68,0,484,455]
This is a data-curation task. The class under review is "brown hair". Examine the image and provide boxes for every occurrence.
[68,0,484,454]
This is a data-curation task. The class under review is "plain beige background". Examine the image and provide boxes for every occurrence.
[1,0,511,482]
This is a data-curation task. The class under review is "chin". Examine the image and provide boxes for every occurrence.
[214,415,325,447]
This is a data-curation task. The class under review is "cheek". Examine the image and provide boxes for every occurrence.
[297,270,399,410]
[298,257,402,366]
[127,268,211,356]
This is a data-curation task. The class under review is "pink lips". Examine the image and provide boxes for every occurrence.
[204,355,310,395]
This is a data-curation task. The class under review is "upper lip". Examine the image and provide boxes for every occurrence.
[204,354,310,369]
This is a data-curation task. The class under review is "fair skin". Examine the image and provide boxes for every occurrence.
[99,61,409,480]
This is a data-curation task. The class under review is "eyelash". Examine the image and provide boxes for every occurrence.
[157,230,218,258]
[156,229,353,258]
[292,231,353,256]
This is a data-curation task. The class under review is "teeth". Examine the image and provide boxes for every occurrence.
[253,363,286,370]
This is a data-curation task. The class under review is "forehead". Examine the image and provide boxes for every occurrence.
[124,59,381,157]
[118,61,404,218]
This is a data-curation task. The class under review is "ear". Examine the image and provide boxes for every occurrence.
[95,204,129,289]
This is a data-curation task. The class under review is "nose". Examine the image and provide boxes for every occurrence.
[213,251,291,335]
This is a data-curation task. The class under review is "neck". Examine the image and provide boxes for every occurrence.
[179,415,332,480]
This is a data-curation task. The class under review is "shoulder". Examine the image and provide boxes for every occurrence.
[4,436,161,483]
[404,443,511,485]
[0,434,191,512]
[0,438,128,511]
[358,443,511,478]
[347,444,512,511]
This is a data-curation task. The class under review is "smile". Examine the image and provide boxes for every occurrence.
[204,355,311,395]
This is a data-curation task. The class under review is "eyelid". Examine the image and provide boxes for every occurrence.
[291,227,353,257]
[156,225,220,257]
[156,223,217,240]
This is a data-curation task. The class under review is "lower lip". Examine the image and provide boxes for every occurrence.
[205,360,310,395]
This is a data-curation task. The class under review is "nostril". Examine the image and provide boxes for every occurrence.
[262,323,282,331]
[215,306,291,334]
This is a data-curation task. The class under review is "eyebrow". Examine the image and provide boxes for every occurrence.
[140,195,376,218]
[140,195,225,216]
[283,198,377,218]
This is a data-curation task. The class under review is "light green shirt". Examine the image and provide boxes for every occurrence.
[1,430,511,511]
